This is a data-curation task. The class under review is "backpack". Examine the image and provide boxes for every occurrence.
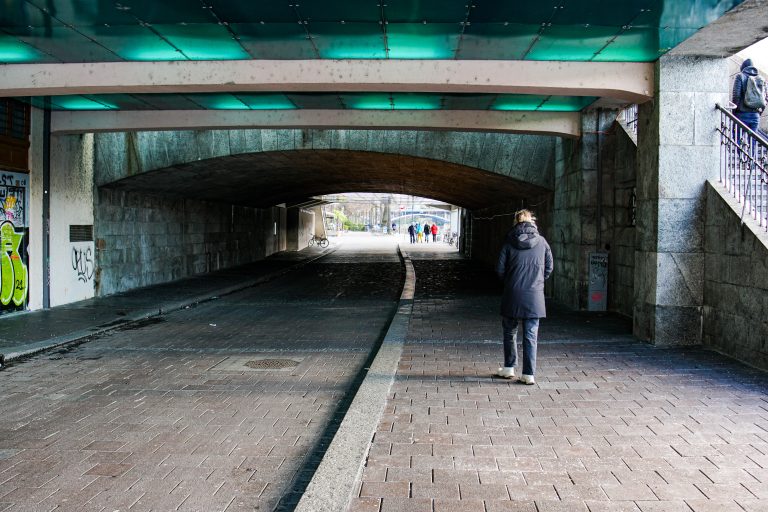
[742,74,766,110]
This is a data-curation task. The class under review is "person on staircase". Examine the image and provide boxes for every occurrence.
[732,58,767,140]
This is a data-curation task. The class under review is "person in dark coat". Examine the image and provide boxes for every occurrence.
[423,223,430,243]
[732,58,765,136]
[495,209,553,384]
[407,223,416,244]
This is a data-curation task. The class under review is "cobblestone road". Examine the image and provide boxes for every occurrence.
[0,237,403,512]
[351,252,768,512]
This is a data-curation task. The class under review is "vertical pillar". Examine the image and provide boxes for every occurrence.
[42,101,51,308]
[634,55,728,345]
[286,208,300,251]
[552,109,614,310]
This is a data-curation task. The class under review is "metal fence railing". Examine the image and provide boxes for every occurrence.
[716,104,768,230]
[621,103,638,135]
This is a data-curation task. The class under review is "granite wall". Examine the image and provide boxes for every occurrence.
[602,123,638,318]
[552,110,616,310]
[703,181,768,370]
[633,55,729,345]
[94,188,286,296]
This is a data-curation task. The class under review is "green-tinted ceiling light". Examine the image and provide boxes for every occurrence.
[386,24,457,59]
[239,94,296,110]
[122,48,187,61]
[343,93,392,110]
[491,96,548,111]
[206,97,250,110]
[0,40,43,63]
[391,94,441,110]
[53,97,118,110]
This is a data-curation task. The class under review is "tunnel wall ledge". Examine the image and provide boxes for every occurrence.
[703,180,768,371]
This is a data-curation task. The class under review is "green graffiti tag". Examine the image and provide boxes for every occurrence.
[0,221,27,306]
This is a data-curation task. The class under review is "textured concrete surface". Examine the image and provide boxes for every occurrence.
[0,236,403,512]
[349,254,768,512]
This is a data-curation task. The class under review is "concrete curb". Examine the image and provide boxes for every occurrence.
[0,248,335,366]
[294,247,414,512]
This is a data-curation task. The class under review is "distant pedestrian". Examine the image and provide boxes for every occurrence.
[391,222,397,234]
[732,58,766,137]
[495,210,553,385]
[408,223,416,244]
[423,223,430,243]
[416,222,423,243]
[431,223,438,242]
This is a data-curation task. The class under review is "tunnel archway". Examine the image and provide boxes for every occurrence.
[101,149,551,210]
[94,128,556,195]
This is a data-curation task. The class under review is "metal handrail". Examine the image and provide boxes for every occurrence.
[620,104,638,135]
[715,103,768,230]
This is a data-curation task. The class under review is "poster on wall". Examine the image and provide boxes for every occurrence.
[0,171,29,314]
[587,252,608,312]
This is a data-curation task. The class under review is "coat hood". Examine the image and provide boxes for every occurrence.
[741,58,758,76]
[507,222,540,250]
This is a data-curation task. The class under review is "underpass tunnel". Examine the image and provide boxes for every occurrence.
[91,143,555,298]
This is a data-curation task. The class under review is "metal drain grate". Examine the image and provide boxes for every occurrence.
[244,359,300,370]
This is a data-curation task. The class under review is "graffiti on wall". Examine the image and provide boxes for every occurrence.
[72,246,94,283]
[0,174,26,225]
[0,221,27,307]
[0,172,29,312]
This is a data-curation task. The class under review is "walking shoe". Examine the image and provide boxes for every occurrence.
[496,367,515,379]
[518,374,535,385]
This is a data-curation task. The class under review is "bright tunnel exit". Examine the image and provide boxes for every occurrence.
[316,192,464,252]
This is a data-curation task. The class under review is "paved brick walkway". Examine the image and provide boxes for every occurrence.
[0,238,402,512]
[351,255,768,512]
[0,249,325,357]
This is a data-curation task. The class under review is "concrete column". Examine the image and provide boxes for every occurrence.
[552,109,614,310]
[28,107,45,311]
[286,208,300,251]
[633,55,728,345]
[313,206,325,236]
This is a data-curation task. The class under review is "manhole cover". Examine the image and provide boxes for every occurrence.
[209,356,305,372]
[244,359,299,370]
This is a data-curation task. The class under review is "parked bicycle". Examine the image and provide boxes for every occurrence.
[308,234,330,248]
[444,232,459,247]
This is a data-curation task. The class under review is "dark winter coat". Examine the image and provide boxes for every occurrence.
[733,59,763,113]
[496,222,553,319]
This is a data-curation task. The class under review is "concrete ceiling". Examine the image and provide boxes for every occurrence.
[100,149,550,210]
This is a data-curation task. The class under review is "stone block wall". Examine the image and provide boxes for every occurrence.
[551,111,638,317]
[94,188,285,296]
[703,182,768,370]
[602,124,638,318]
[552,136,583,309]
[633,55,729,345]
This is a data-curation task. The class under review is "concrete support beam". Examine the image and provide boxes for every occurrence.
[0,60,654,103]
[669,0,768,57]
[50,109,581,138]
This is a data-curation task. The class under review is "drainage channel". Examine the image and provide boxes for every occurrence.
[278,246,415,512]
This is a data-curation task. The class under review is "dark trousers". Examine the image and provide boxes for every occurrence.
[502,316,540,376]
